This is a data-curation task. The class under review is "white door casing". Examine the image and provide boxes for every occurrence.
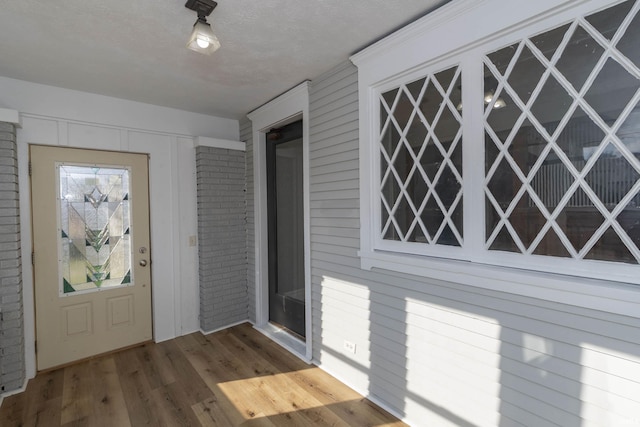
[247,81,312,361]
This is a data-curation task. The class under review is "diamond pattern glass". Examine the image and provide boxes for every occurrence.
[484,1,640,263]
[59,165,132,294]
[379,66,463,245]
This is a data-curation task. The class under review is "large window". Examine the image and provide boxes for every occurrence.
[357,0,640,284]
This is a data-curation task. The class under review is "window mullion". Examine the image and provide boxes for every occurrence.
[462,53,485,258]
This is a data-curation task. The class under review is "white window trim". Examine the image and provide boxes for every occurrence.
[247,82,312,362]
[352,0,640,316]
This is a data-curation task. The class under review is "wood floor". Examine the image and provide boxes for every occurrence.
[0,323,405,426]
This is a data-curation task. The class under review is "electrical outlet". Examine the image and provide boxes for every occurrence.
[343,340,356,354]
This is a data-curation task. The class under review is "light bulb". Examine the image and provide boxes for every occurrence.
[196,36,210,49]
[493,98,507,109]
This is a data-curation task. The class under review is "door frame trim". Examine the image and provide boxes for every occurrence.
[248,82,312,362]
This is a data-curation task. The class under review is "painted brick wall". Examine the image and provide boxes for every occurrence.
[239,118,256,323]
[0,121,24,394]
[195,146,248,332]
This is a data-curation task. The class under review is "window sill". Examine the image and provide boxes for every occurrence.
[359,249,640,318]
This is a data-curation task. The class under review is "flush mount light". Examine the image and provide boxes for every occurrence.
[185,0,220,55]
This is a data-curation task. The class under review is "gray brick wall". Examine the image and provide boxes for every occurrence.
[0,121,24,394]
[239,118,256,323]
[195,146,248,332]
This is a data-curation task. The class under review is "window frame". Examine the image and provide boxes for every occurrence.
[353,0,640,286]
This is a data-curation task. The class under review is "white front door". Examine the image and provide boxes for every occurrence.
[31,145,153,370]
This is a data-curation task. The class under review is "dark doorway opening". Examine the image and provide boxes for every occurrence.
[266,120,305,338]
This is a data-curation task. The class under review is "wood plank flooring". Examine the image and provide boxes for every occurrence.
[0,323,406,426]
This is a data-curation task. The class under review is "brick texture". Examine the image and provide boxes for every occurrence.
[0,122,24,394]
[196,146,248,331]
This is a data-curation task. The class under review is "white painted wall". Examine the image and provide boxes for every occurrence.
[0,76,239,380]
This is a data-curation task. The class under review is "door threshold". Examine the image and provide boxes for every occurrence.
[254,322,309,363]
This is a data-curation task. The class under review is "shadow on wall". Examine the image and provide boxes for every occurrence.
[317,272,640,427]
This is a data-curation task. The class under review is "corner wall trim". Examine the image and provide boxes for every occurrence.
[195,136,246,151]
[0,108,21,126]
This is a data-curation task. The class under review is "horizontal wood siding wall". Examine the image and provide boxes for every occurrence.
[240,117,256,323]
[308,61,640,427]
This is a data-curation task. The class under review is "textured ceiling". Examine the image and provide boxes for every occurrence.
[0,0,449,119]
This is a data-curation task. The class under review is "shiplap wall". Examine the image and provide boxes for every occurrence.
[240,117,256,324]
[307,61,640,426]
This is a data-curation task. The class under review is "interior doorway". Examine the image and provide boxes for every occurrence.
[266,120,305,338]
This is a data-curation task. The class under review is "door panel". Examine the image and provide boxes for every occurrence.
[31,145,152,370]
[266,121,306,338]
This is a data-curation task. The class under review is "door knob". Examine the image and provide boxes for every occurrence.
[139,259,148,267]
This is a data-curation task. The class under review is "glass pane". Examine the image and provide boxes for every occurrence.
[395,195,414,239]
[555,106,606,171]
[59,165,131,294]
[487,43,518,75]
[533,229,571,258]
[487,157,522,211]
[406,116,428,155]
[406,77,426,102]
[486,197,502,241]
[584,143,640,210]
[274,140,306,302]
[529,75,573,136]
[531,149,574,209]
[420,80,443,124]
[421,196,444,241]
[615,3,640,67]
[507,119,546,177]
[490,227,520,252]
[586,0,634,41]
[585,227,637,263]
[393,90,414,131]
[434,167,460,210]
[555,25,605,92]
[380,123,401,161]
[556,187,605,253]
[381,65,463,246]
[508,45,546,104]
[420,139,444,182]
[584,58,640,125]
[484,1,640,263]
[531,24,571,61]
[507,192,546,249]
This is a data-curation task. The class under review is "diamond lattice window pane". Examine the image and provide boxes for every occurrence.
[615,2,640,67]
[584,58,640,125]
[555,25,605,92]
[586,0,634,41]
[420,81,443,124]
[487,44,519,75]
[531,24,571,61]
[483,1,640,263]
[379,65,463,246]
[585,143,640,210]
[508,45,547,104]
[531,148,574,209]
[555,107,606,171]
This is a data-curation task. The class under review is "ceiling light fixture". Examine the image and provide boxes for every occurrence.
[484,91,507,109]
[185,0,220,55]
